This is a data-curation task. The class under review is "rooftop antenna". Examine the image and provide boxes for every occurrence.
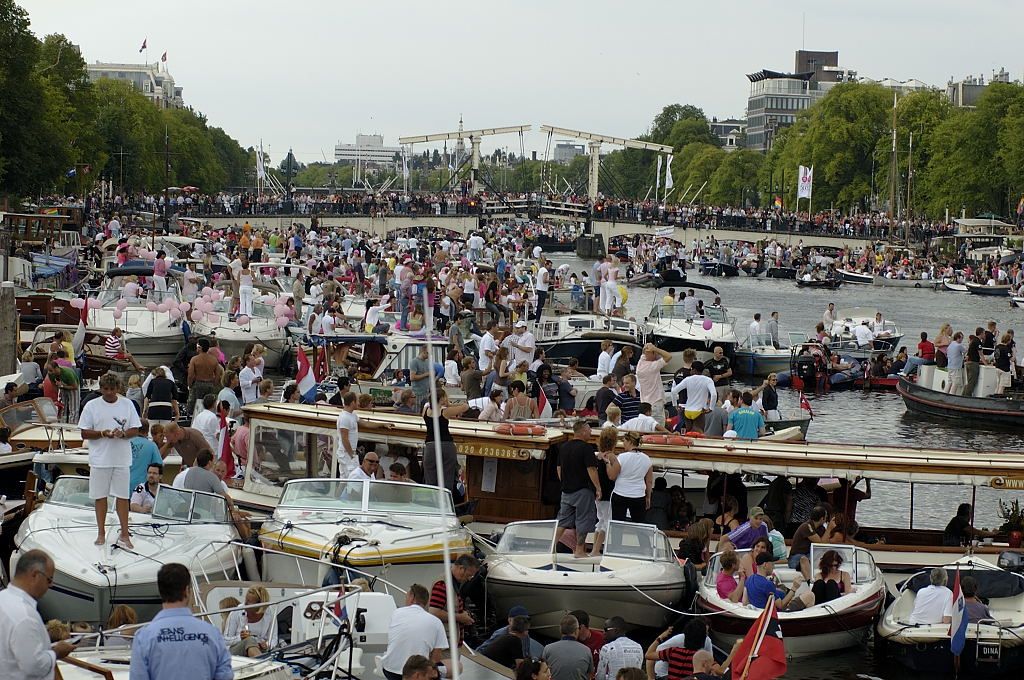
[802,12,806,50]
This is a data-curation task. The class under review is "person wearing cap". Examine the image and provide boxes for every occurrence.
[745,551,813,611]
[596,616,643,680]
[504,321,536,370]
[719,506,769,552]
[480,614,540,669]
[477,605,544,658]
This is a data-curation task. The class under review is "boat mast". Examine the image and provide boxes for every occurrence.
[887,92,898,245]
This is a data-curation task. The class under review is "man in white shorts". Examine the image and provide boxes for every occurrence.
[78,373,141,548]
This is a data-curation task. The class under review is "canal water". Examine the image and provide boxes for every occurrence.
[547,254,1023,678]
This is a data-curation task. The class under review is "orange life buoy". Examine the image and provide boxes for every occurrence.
[511,424,534,436]
[531,425,547,435]
[495,424,513,435]
[684,431,706,438]
[667,436,694,446]
[642,434,669,444]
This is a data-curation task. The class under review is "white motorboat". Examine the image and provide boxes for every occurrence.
[872,275,934,288]
[11,476,245,624]
[483,520,687,629]
[89,265,187,367]
[732,333,793,377]
[943,279,969,293]
[258,478,472,603]
[1012,295,1024,308]
[829,306,903,358]
[58,651,292,680]
[839,269,874,285]
[535,313,645,373]
[877,555,1024,676]
[696,544,886,656]
[645,304,738,371]
[191,281,290,368]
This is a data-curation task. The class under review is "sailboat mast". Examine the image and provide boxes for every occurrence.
[888,93,898,244]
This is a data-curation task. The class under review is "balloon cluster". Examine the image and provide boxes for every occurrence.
[259,292,291,328]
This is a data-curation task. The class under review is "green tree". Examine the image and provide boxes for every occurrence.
[708,149,763,206]
[0,0,44,195]
[650,103,707,144]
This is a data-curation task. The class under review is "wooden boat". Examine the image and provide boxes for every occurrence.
[854,376,900,390]
[28,323,136,380]
[897,366,1024,428]
[966,281,1013,296]
[943,280,969,293]
[795,279,842,289]
[839,270,874,285]
[4,397,84,455]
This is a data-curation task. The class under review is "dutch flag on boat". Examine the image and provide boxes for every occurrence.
[950,566,968,656]
[295,347,318,403]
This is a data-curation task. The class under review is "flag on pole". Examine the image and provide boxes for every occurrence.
[314,346,328,382]
[731,595,787,680]
[295,347,318,403]
[797,165,813,199]
[774,195,783,209]
[216,403,235,478]
[402,148,410,180]
[255,141,267,181]
[656,155,663,197]
[65,167,77,178]
[72,300,89,356]
[139,38,147,53]
[537,385,553,419]
[665,155,674,189]
[799,391,814,419]
[1017,195,1024,215]
[950,567,968,657]
[161,51,167,63]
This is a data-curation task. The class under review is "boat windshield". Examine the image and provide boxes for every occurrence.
[744,333,776,348]
[496,520,673,561]
[0,398,60,434]
[96,286,180,307]
[495,521,560,553]
[649,304,730,323]
[278,479,455,515]
[152,485,229,524]
[210,297,276,319]
[47,476,93,509]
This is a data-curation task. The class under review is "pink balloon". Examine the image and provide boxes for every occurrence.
[112,309,123,319]
[191,311,204,323]
[178,302,191,312]
[203,301,215,313]
[87,298,102,309]
[157,301,170,313]
[702,318,713,331]
[275,316,289,328]
[70,298,85,309]
[115,298,128,310]
[202,287,214,297]
[123,282,138,297]
[168,308,182,319]
[146,301,159,312]
[213,290,225,301]
[273,305,288,317]
[207,313,220,324]
[235,315,250,326]
[261,295,276,304]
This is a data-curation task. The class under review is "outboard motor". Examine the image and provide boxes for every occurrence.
[796,355,817,383]
[998,550,1024,573]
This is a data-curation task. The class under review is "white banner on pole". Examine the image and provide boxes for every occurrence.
[797,165,813,199]
[665,155,674,189]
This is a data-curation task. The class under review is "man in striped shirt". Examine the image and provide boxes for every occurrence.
[105,328,144,371]
[427,554,479,645]
[612,374,641,423]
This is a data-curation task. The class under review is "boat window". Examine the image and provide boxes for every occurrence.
[0,399,53,434]
[278,479,366,510]
[495,521,560,553]
[367,481,455,515]
[152,485,194,522]
[810,544,874,585]
[608,319,635,333]
[47,476,92,509]
[245,422,311,493]
[191,491,230,523]
[604,522,672,561]
[567,319,595,330]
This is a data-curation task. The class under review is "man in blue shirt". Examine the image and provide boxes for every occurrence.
[130,563,232,680]
[727,392,764,440]
[129,421,164,493]
[745,552,812,611]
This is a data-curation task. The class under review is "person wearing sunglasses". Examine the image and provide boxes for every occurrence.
[811,549,853,605]
[0,549,76,679]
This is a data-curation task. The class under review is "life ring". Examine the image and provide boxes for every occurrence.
[642,434,669,445]
[914,282,921,288]
[531,425,547,435]
[495,424,513,435]
[667,436,694,446]
[683,431,706,438]
[511,424,534,436]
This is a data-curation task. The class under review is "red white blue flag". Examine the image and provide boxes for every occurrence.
[295,348,317,403]
[950,567,967,656]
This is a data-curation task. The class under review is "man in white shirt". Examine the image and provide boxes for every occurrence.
[620,403,666,433]
[670,361,718,432]
[504,321,536,368]
[853,320,875,348]
[335,393,359,478]
[0,549,76,680]
[748,313,762,338]
[79,373,142,549]
[479,322,499,372]
[381,584,449,680]
[596,616,643,680]
[535,260,550,323]
[823,303,836,332]
[347,451,380,480]
[238,354,261,404]
[909,568,954,624]
[191,394,220,448]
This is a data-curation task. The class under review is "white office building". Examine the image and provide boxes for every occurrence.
[334,134,401,165]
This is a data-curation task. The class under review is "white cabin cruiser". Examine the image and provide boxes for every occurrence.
[697,544,886,656]
[191,281,290,368]
[11,477,244,624]
[483,520,687,629]
[535,313,645,373]
[89,265,186,367]
[646,304,738,371]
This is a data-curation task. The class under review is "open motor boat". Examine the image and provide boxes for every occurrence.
[732,333,798,377]
[28,323,136,380]
[829,307,903,358]
[258,478,472,604]
[795,278,842,289]
[644,283,737,370]
[873,274,934,288]
[535,313,645,373]
[88,265,187,367]
[191,281,290,368]
[696,544,886,656]
[483,520,687,629]
[839,270,875,285]
[11,477,245,624]
[877,556,1024,676]
[966,282,1013,296]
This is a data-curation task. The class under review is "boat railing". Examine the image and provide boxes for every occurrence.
[648,304,734,326]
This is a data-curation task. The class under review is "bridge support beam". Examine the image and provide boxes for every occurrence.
[470,138,482,195]
[587,141,601,203]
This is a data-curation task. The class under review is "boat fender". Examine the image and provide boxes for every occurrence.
[641,434,669,444]
[495,424,513,435]
[510,424,534,436]
[683,431,705,438]
[241,546,261,581]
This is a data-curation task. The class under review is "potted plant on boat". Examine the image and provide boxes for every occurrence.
[998,499,1024,548]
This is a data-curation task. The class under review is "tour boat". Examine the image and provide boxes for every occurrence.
[11,476,244,624]
[897,366,1024,427]
[88,265,187,367]
[257,478,472,603]
[877,556,1024,676]
[483,520,687,629]
[696,544,886,656]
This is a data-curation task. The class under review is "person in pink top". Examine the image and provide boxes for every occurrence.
[231,414,250,469]
[635,343,671,424]
[153,250,169,294]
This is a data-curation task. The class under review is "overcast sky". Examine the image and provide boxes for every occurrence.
[19,0,1024,164]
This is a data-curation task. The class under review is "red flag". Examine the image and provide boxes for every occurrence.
[799,391,814,419]
[314,346,328,382]
[139,38,147,53]
[731,596,787,680]
[217,403,235,478]
[161,51,167,62]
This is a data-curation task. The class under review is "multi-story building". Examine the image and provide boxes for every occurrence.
[947,68,1017,107]
[709,118,746,152]
[334,134,401,166]
[553,142,585,164]
[745,50,841,152]
[86,61,183,109]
